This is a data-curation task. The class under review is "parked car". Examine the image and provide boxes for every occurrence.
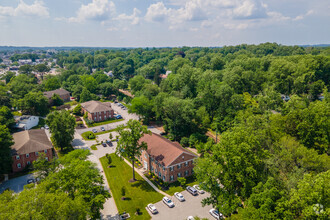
[193,185,205,194]
[116,115,122,119]
[27,179,34,184]
[44,125,49,130]
[162,196,174,208]
[174,192,185,202]
[209,208,223,219]
[102,143,107,147]
[106,140,112,146]
[186,186,198,196]
[100,127,105,131]
[92,129,97,133]
[187,216,195,220]
[147,203,158,214]
[160,132,166,136]
[122,107,127,110]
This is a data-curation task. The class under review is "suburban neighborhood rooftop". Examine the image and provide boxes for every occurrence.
[139,133,197,167]
[11,129,53,155]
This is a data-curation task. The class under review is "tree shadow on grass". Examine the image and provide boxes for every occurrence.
[131,180,155,192]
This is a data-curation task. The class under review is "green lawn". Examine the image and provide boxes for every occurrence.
[81,126,128,140]
[90,144,99,150]
[100,155,163,220]
[85,118,124,128]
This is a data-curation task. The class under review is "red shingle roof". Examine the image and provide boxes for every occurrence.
[139,133,197,167]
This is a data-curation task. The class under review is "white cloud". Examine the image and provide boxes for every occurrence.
[145,2,171,22]
[145,0,313,31]
[114,8,141,25]
[68,0,115,23]
[0,0,49,18]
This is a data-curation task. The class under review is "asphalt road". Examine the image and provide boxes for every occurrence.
[148,191,213,220]
[0,173,35,194]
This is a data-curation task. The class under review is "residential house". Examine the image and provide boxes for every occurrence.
[14,115,39,130]
[43,88,70,104]
[81,100,114,122]
[137,133,197,183]
[11,129,53,172]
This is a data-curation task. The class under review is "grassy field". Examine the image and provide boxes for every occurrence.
[85,118,124,128]
[100,154,163,220]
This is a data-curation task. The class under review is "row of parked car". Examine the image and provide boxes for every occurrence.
[147,185,222,219]
[101,140,113,147]
[115,102,127,110]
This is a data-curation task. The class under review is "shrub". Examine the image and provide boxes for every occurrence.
[178,177,186,187]
[73,104,82,116]
[180,137,190,147]
[121,186,126,197]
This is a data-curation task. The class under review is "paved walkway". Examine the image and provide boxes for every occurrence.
[121,157,170,197]
[72,132,119,220]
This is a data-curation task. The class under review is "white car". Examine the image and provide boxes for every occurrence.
[187,216,195,220]
[162,196,175,208]
[193,185,205,194]
[209,208,223,219]
[147,203,158,214]
[174,192,185,202]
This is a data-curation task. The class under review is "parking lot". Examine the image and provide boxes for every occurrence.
[0,174,35,194]
[76,102,139,135]
[148,190,213,220]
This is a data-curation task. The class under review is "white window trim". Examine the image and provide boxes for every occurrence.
[17,163,21,168]
[26,153,29,158]
[16,155,20,160]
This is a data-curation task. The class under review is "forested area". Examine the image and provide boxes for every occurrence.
[0,43,329,219]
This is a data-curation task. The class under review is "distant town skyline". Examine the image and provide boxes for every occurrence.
[0,0,329,47]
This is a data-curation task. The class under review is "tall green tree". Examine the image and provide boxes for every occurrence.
[115,119,151,181]
[0,125,13,174]
[44,77,61,91]
[46,110,76,151]
[0,106,15,128]
[80,87,92,103]
[19,91,49,116]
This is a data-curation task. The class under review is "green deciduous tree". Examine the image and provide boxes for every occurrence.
[19,91,49,116]
[129,96,154,124]
[46,110,76,151]
[43,77,61,91]
[51,93,64,106]
[80,87,92,103]
[73,103,82,116]
[0,125,13,174]
[115,119,151,181]
[0,106,15,128]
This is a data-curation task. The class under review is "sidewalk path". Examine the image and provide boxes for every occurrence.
[122,157,171,197]
[72,132,119,220]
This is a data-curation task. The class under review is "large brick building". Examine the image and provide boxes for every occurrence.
[43,88,70,104]
[11,129,54,173]
[137,133,197,183]
[81,100,114,122]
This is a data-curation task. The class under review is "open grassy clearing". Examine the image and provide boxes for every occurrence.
[100,154,163,220]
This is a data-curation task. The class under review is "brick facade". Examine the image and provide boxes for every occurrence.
[82,109,114,122]
[12,149,53,173]
[138,149,196,183]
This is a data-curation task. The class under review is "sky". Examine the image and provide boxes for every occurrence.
[0,0,329,47]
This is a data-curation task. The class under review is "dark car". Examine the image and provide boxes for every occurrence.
[100,127,105,131]
[92,129,97,133]
[186,186,198,196]
[115,115,122,119]
[102,143,107,147]
[106,140,112,146]
[27,179,35,184]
